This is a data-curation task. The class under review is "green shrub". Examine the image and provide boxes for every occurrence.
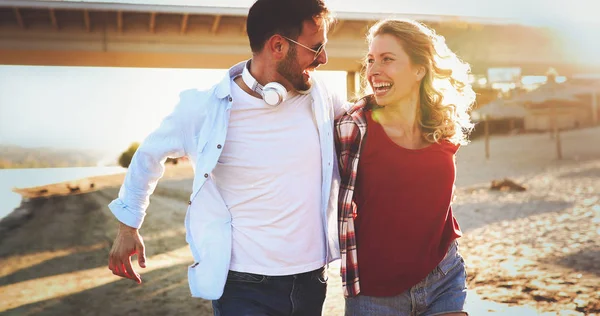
[118,142,140,168]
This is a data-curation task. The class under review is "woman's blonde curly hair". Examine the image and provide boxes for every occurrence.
[364,19,476,145]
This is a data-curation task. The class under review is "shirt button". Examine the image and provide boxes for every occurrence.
[204,173,209,178]
[228,96,233,102]
[188,200,192,205]
[217,144,222,149]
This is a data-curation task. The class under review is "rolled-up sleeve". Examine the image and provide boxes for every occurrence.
[108,95,190,229]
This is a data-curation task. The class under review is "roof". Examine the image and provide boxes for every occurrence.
[0,0,524,25]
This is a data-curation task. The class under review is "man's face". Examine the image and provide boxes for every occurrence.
[277,18,328,92]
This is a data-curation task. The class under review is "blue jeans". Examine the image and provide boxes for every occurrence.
[345,241,468,316]
[212,267,328,316]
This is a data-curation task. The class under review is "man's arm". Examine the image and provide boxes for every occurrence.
[108,102,188,228]
[108,92,191,283]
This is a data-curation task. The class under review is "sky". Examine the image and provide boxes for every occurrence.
[0,66,221,154]
[1,0,599,162]
[0,66,347,162]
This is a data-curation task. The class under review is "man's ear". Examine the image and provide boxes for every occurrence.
[266,35,287,60]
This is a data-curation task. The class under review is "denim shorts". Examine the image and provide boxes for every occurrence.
[345,241,468,316]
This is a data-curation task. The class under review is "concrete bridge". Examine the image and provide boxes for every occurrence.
[1,0,597,96]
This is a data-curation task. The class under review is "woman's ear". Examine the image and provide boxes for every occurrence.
[416,66,426,82]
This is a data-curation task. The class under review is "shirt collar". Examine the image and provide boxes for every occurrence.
[216,59,324,103]
[214,60,247,99]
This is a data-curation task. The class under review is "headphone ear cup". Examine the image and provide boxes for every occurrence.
[262,82,287,107]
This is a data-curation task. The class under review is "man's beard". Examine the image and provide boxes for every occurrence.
[276,45,314,92]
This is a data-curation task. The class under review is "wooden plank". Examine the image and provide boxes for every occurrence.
[83,10,91,32]
[13,8,25,29]
[49,8,58,30]
[149,12,156,33]
[117,11,123,33]
[552,104,563,160]
[211,15,221,34]
[484,116,490,159]
[180,13,189,34]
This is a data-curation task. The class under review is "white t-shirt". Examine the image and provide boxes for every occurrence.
[211,80,324,275]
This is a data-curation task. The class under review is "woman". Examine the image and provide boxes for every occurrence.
[335,19,476,316]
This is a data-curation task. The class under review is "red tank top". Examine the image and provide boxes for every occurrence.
[354,110,462,296]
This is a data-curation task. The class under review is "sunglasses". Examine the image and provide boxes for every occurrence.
[281,36,326,60]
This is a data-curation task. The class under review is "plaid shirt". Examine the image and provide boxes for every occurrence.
[334,100,369,297]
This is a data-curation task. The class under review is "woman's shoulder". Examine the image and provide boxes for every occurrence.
[439,139,460,154]
[348,95,376,114]
[336,96,367,124]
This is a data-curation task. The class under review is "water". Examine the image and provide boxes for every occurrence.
[0,167,126,220]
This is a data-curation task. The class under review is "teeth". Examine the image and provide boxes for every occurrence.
[372,82,392,88]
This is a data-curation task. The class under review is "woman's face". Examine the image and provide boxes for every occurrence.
[366,33,423,106]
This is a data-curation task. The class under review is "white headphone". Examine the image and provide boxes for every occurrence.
[241,60,288,107]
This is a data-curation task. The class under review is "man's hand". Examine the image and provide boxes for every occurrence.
[108,222,147,284]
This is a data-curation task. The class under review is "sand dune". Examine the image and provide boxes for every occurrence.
[1,127,599,315]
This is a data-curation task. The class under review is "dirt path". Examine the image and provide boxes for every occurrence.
[0,166,213,316]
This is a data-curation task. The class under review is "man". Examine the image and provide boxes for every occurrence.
[107,0,348,314]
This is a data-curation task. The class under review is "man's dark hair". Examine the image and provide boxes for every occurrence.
[247,0,333,53]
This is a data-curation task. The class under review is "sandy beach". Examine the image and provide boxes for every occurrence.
[1,126,599,315]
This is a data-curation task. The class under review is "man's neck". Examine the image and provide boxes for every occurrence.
[249,57,283,89]
[235,57,276,98]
